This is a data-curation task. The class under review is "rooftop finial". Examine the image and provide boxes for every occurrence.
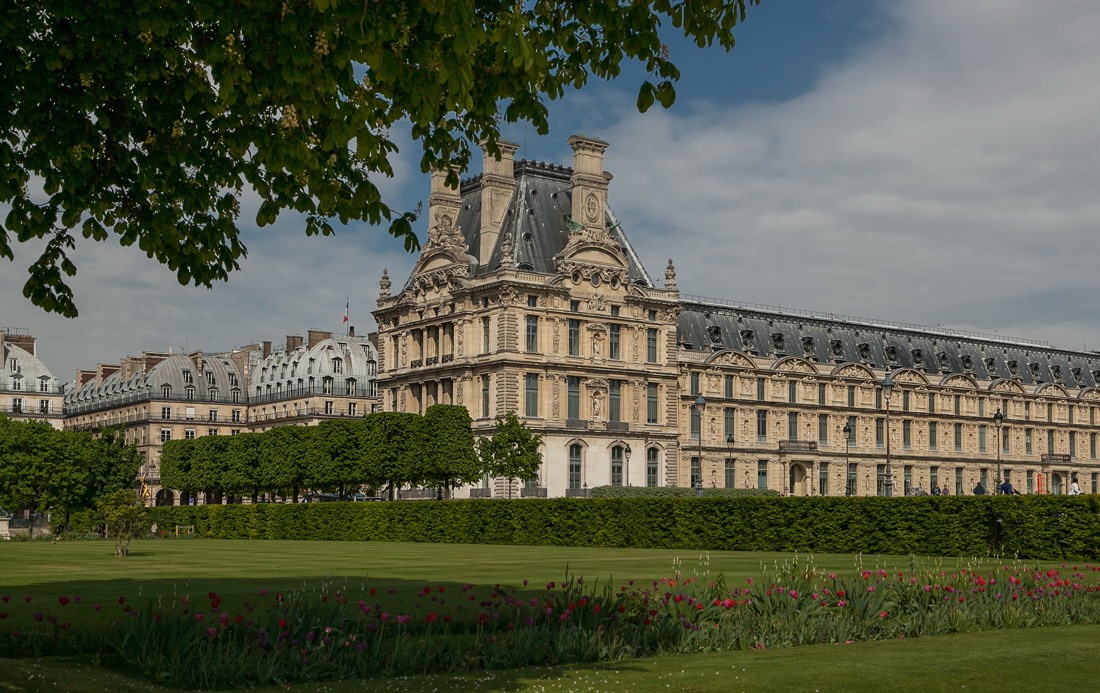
[498,230,515,269]
[379,268,391,298]
[665,258,677,290]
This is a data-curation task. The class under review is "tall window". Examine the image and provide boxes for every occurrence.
[1025,428,1033,455]
[875,418,884,448]
[525,374,539,417]
[690,457,701,488]
[611,446,624,486]
[787,412,798,441]
[846,416,856,446]
[482,317,491,353]
[725,375,734,399]
[646,328,658,362]
[567,377,580,419]
[819,461,829,496]
[757,461,768,489]
[481,375,490,418]
[724,407,736,439]
[690,372,700,396]
[1047,429,1055,453]
[1069,431,1076,458]
[725,458,735,488]
[904,465,913,495]
[788,380,797,403]
[902,391,911,412]
[608,380,621,422]
[955,468,964,495]
[930,466,939,489]
[690,404,701,440]
[609,324,621,359]
[160,428,171,443]
[929,421,938,450]
[846,463,857,496]
[568,444,582,489]
[568,319,580,356]
[1026,469,1034,494]
[818,414,828,445]
[927,392,935,413]
[818,383,826,405]
[757,378,766,401]
[876,464,887,496]
[1091,432,1097,459]
[756,410,768,442]
[647,383,659,423]
[903,420,912,449]
[525,315,539,352]
[954,423,963,452]
[954,395,961,416]
[646,448,659,487]
[978,425,987,453]
[847,385,855,407]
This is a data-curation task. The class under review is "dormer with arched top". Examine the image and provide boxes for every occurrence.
[830,363,876,380]
[1035,382,1070,399]
[940,374,979,390]
[771,356,818,375]
[704,350,756,369]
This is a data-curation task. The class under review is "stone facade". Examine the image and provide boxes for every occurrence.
[375,136,1100,498]
[0,329,64,429]
[62,329,379,505]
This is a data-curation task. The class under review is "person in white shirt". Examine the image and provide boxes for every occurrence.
[1069,476,1082,495]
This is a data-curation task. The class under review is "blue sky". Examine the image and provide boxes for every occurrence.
[6,1,1100,381]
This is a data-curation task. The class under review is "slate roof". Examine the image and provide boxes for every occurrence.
[678,299,1100,390]
[453,160,655,286]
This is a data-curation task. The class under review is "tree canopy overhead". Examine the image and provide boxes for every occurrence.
[2,0,760,316]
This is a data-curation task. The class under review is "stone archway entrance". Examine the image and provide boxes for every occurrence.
[789,462,810,497]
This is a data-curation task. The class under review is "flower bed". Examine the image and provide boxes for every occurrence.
[3,558,1100,689]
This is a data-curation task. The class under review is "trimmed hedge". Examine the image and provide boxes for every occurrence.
[589,485,779,498]
[148,495,1100,561]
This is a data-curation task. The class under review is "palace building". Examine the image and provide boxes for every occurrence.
[1,328,64,429]
[62,329,379,505]
[374,136,1100,498]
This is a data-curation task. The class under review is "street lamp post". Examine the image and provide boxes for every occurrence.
[624,444,632,487]
[882,373,895,497]
[693,394,706,496]
[843,422,852,496]
[993,409,1004,492]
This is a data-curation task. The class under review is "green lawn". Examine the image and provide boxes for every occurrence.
[0,539,1091,691]
[2,625,1098,692]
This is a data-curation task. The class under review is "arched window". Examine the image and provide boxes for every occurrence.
[646,448,660,487]
[568,444,583,490]
[610,446,624,486]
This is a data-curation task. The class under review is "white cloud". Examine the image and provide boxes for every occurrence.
[603,0,1100,350]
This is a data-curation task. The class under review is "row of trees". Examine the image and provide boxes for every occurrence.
[0,415,142,525]
[159,406,542,501]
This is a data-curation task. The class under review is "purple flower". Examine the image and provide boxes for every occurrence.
[305,631,316,642]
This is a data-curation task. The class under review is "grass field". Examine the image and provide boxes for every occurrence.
[1,539,1095,691]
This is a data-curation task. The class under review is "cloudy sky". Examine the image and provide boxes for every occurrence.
[5,0,1100,381]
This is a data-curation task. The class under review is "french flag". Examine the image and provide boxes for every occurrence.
[343,299,349,324]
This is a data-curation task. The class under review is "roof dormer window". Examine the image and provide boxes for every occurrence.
[205,371,215,385]
[183,370,193,384]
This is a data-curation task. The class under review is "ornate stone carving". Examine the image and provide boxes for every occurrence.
[498,230,515,269]
[706,351,755,369]
[857,343,871,362]
[587,293,607,311]
[379,268,392,298]
[739,329,755,352]
[664,258,677,290]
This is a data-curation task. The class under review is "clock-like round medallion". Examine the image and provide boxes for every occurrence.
[584,193,600,222]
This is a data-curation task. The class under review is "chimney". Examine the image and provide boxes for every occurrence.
[96,364,120,384]
[262,341,272,359]
[307,329,332,349]
[76,369,97,390]
[568,135,611,232]
[286,334,304,352]
[348,325,356,338]
[479,139,519,267]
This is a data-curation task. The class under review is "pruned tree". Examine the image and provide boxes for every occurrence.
[259,425,314,502]
[477,412,543,498]
[419,404,480,498]
[97,488,149,557]
[362,412,421,500]
[307,419,369,500]
[3,1,761,316]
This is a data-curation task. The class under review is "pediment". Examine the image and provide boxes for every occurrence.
[773,356,817,375]
[1079,387,1100,401]
[704,350,756,369]
[990,378,1025,394]
[940,374,978,390]
[830,363,876,380]
[1035,383,1069,398]
[890,368,928,385]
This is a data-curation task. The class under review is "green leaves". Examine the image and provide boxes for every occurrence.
[4,0,762,316]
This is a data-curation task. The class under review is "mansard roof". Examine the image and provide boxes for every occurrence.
[250,336,377,391]
[2,341,59,393]
[451,160,654,285]
[679,299,1100,392]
